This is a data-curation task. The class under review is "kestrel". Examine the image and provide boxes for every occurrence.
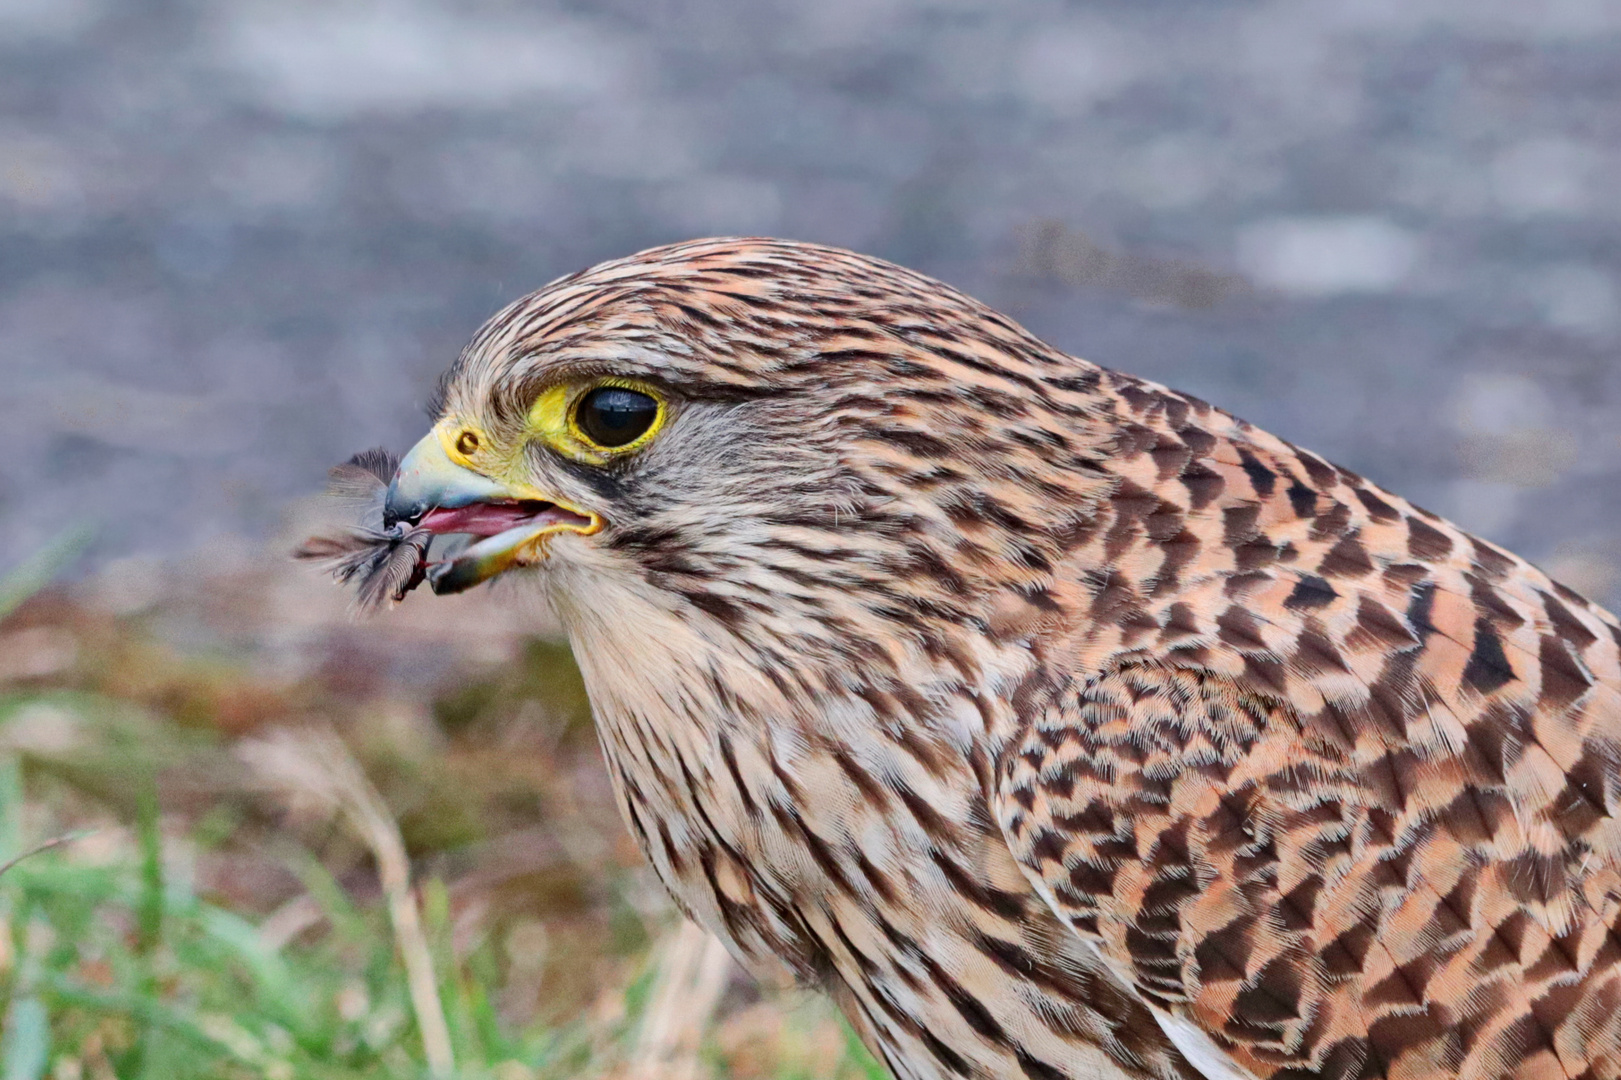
[315,238,1621,1080]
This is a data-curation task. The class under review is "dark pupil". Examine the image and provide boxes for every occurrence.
[578,387,658,447]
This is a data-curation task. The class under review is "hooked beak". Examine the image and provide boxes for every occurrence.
[384,427,601,595]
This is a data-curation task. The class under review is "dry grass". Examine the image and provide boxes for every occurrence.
[240,727,458,1076]
[0,546,884,1079]
[620,920,734,1080]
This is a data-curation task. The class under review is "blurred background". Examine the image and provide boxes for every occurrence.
[1,1,1619,1077]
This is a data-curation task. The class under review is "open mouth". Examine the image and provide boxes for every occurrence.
[376,425,603,596]
[420,499,594,538]
[415,500,599,595]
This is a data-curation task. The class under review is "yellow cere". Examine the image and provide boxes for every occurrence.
[432,419,550,501]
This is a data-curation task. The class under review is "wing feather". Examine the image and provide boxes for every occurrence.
[995,658,1621,1079]
[990,380,1621,1079]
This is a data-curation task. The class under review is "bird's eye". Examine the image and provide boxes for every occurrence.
[575,386,661,449]
[455,430,480,455]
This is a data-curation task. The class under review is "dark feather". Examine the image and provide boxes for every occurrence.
[327,447,400,501]
[426,368,456,420]
[295,525,431,609]
[297,447,428,609]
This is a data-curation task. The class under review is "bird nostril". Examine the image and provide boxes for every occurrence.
[456,431,480,455]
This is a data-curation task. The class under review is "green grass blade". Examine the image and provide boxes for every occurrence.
[197,906,297,999]
[1,997,49,1080]
[0,527,94,623]
[130,780,165,1079]
[39,977,234,1057]
[135,783,164,956]
[286,848,371,944]
[841,1018,891,1080]
[0,759,21,865]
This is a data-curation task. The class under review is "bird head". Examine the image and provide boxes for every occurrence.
[384,238,1112,679]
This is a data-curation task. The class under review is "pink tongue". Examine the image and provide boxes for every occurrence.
[420,502,545,537]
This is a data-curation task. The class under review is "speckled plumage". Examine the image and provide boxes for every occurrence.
[394,238,1621,1080]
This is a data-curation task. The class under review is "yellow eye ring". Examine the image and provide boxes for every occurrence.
[567,380,666,454]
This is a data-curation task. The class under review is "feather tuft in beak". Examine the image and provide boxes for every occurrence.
[295,447,432,609]
[300,432,600,606]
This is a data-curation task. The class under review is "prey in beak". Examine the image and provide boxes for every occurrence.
[386,426,601,595]
[299,426,600,607]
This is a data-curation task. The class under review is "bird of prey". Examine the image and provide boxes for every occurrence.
[323,238,1621,1080]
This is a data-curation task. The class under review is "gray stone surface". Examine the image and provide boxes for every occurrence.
[4,0,1619,597]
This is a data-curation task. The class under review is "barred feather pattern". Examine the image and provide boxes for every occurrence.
[422,238,1621,1080]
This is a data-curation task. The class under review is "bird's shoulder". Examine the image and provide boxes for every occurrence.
[1021,368,1621,828]
[987,371,1621,1079]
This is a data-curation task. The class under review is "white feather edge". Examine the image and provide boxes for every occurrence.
[1151,1010,1261,1080]
[1014,860,1259,1080]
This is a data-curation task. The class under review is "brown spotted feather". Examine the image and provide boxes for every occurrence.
[417,238,1621,1080]
[999,371,1621,1080]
